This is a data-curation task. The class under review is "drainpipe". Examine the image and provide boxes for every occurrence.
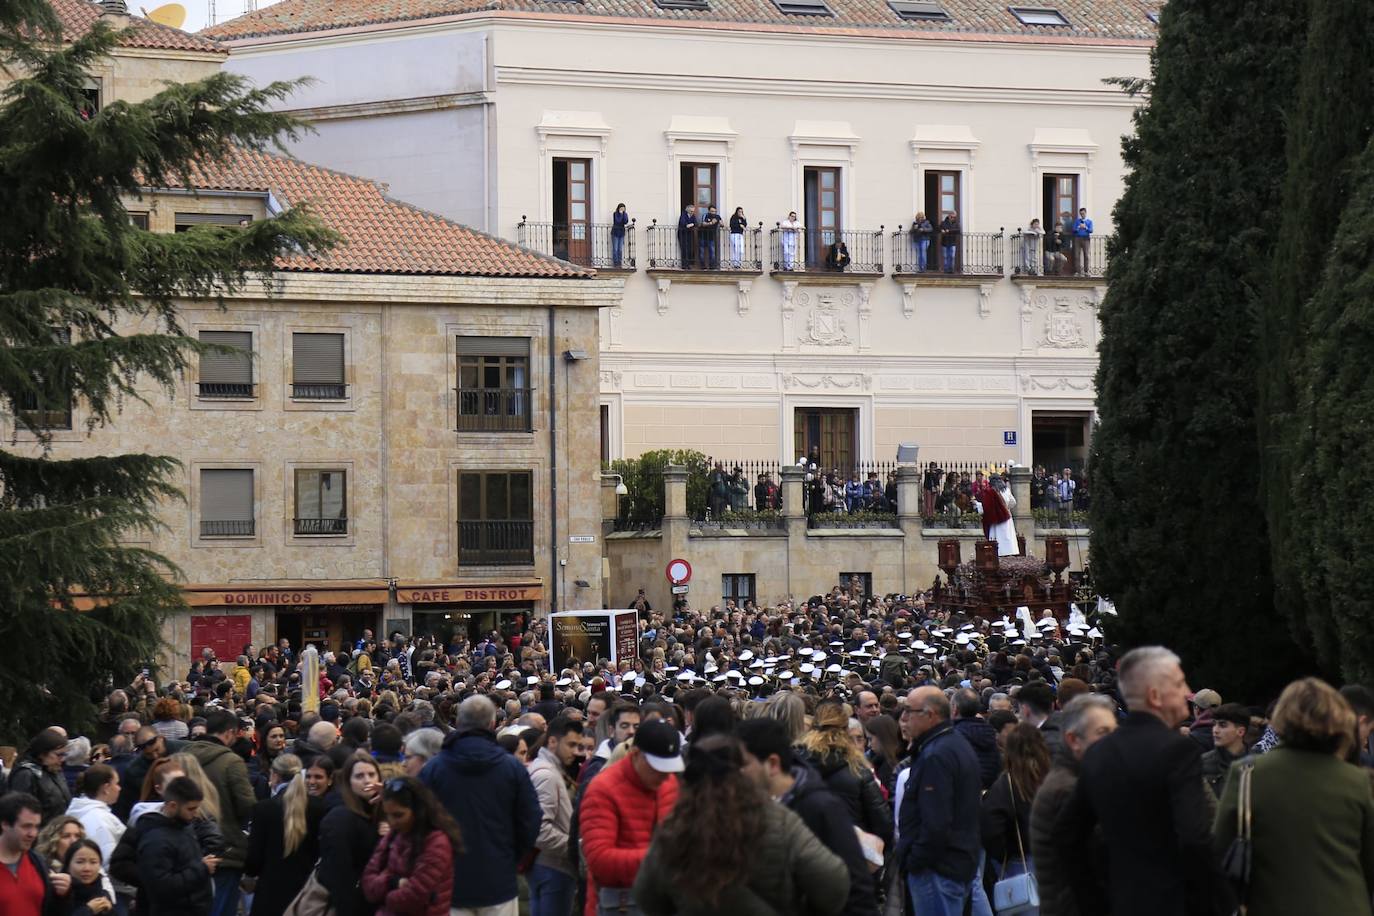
[548,306,558,614]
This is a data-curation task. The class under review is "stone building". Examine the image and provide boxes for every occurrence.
[205,0,1156,473]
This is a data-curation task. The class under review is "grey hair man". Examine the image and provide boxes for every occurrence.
[1048,648,1224,916]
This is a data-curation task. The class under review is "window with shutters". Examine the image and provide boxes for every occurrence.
[294,469,347,536]
[198,330,254,399]
[457,470,533,565]
[200,468,255,537]
[722,574,756,608]
[456,337,531,432]
[17,328,73,430]
[175,213,253,232]
[292,332,347,400]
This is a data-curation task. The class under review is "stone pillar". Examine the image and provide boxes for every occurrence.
[600,477,621,539]
[660,465,689,610]
[1010,465,1032,526]
[780,466,806,601]
[664,465,688,519]
[896,465,923,596]
[781,465,805,520]
[896,465,923,520]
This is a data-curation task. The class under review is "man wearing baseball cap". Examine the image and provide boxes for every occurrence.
[578,719,681,916]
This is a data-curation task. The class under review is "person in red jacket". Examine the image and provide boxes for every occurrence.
[362,777,461,916]
[579,721,681,916]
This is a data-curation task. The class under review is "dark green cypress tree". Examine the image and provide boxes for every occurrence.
[0,0,333,740]
[1090,0,1310,698]
[1258,0,1374,671]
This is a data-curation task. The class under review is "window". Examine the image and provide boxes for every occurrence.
[600,404,610,465]
[722,574,756,609]
[294,469,347,535]
[292,332,346,400]
[775,0,832,14]
[1145,10,1159,23]
[458,471,534,565]
[128,212,150,230]
[552,158,592,265]
[655,0,708,8]
[888,0,950,19]
[1009,6,1068,26]
[839,572,873,598]
[17,328,72,430]
[456,337,531,432]
[174,213,253,232]
[679,162,718,211]
[200,468,255,537]
[79,87,99,121]
[198,330,253,399]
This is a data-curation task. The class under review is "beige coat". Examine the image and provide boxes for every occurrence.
[528,746,574,875]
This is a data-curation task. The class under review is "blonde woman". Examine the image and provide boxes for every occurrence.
[245,753,325,916]
[168,752,228,861]
[763,690,807,743]
[798,701,892,846]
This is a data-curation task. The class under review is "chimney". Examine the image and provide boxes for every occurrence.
[100,0,129,15]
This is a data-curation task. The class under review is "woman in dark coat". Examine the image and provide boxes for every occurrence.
[244,754,326,916]
[980,722,1050,900]
[9,728,73,824]
[797,703,892,846]
[314,752,384,916]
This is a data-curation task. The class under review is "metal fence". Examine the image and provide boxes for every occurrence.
[769,227,884,274]
[1011,231,1109,279]
[455,387,532,432]
[201,519,254,537]
[516,219,637,270]
[457,520,534,565]
[891,228,1004,276]
[645,222,764,271]
[294,517,348,535]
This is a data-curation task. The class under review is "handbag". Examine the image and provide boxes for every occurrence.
[283,870,336,916]
[1221,760,1255,913]
[992,779,1040,915]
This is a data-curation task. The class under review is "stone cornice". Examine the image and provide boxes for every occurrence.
[202,271,625,307]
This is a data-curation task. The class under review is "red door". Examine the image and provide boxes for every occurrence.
[191,614,252,663]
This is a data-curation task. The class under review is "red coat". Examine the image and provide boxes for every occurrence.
[580,755,678,916]
[361,829,453,916]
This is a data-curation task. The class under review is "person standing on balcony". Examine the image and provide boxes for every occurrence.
[611,203,629,268]
[676,204,696,269]
[938,211,960,273]
[910,212,934,272]
[729,207,748,269]
[1073,208,1094,276]
[754,472,779,511]
[780,211,801,270]
[922,462,941,517]
[699,205,722,269]
[1056,468,1076,528]
[1021,219,1043,275]
[707,462,729,519]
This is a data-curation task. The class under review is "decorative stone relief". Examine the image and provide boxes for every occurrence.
[736,280,752,316]
[670,373,704,388]
[780,372,873,391]
[978,283,994,319]
[1018,374,1094,393]
[655,278,671,316]
[1020,287,1095,352]
[781,281,799,353]
[1041,296,1086,348]
[741,374,774,389]
[635,373,666,388]
[706,374,739,389]
[598,370,623,389]
[607,305,623,350]
[857,282,873,350]
[797,289,854,347]
[900,282,916,319]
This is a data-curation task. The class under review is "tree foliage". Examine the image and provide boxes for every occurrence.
[0,0,334,741]
[1090,0,1312,698]
[608,449,712,524]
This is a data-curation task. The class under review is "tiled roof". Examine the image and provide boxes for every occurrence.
[179,147,592,278]
[51,0,223,52]
[204,0,1159,43]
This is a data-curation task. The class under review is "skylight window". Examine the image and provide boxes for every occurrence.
[655,0,709,9]
[775,0,834,15]
[1146,10,1159,23]
[1009,6,1069,26]
[889,0,951,21]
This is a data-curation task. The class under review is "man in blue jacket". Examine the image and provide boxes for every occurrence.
[1072,207,1093,275]
[422,694,540,916]
[897,685,988,916]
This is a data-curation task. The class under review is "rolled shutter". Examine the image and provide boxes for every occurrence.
[175,213,252,227]
[201,469,253,521]
[199,331,252,385]
[455,336,529,357]
[293,333,344,384]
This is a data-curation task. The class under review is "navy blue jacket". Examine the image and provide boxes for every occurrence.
[421,729,541,909]
[782,764,878,916]
[952,717,1002,790]
[612,210,630,237]
[897,721,983,883]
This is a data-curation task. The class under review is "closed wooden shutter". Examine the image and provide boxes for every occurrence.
[201,469,253,521]
[199,331,252,385]
[292,333,344,384]
[455,336,529,357]
[175,213,252,227]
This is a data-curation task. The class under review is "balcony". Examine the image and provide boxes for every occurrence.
[517,218,636,271]
[646,222,764,273]
[291,383,347,400]
[892,228,1004,277]
[201,519,254,537]
[455,387,533,433]
[197,382,254,399]
[1011,232,1109,280]
[769,227,884,275]
[295,517,348,535]
[458,519,534,566]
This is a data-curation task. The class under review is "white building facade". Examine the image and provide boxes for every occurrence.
[207,0,1155,473]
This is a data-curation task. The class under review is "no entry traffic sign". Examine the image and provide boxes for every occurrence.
[666,558,692,585]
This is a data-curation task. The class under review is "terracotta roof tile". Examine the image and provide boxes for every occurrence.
[204,0,1159,43]
[180,147,591,278]
[51,0,224,53]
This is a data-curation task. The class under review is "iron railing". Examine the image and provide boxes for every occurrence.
[769,226,884,274]
[892,228,1004,276]
[292,383,347,400]
[201,519,254,537]
[455,387,532,432]
[458,519,534,565]
[646,221,764,272]
[295,517,348,535]
[197,382,254,399]
[1012,231,1109,279]
[516,218,636,270]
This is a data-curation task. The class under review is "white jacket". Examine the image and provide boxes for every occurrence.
[66,795,126,864]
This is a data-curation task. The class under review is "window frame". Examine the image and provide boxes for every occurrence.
[292,468,349,537]
[456,470,535,567]
[197,329,255,401]
[198,467,257,540]
[888,0,950,20]
[1008,6,1069,26]
[16,327,74,432]
[455,337,533,433]
[838,571,873,599]
[722,573,757,609]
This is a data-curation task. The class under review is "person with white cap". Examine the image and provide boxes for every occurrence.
[579,719,681,916]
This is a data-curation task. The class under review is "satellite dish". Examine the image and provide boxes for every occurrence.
[142,3,187,27]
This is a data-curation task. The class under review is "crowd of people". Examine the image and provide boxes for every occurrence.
[4,581,1374,916]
